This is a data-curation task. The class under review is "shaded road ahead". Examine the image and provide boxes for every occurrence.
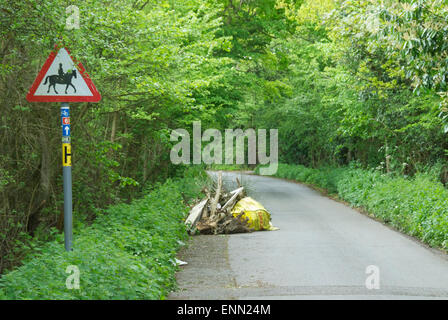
[169,171,448,300]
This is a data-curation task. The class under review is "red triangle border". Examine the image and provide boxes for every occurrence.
[26,45,101,103]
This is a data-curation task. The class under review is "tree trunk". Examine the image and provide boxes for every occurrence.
[27,131,51,235]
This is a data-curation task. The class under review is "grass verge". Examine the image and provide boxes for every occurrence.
[0,167,208,299]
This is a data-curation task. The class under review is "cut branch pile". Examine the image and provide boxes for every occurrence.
[185,172,253,235]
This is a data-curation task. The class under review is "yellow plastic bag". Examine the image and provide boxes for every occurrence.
[231,197,279,231]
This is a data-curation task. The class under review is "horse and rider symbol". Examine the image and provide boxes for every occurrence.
[43,63,77,94]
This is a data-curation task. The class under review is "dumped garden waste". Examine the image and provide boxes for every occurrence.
[185,172,278,235]
[231,197,279,231]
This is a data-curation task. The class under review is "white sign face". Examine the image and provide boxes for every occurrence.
[33,48,93,96]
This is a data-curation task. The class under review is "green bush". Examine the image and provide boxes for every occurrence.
[0,167,207,300]
[362,174,448,248]
[336,168,383,207]
[256,163,448,251]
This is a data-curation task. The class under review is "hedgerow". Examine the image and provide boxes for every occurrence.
[256,164,448,251]
[0,167,207,300]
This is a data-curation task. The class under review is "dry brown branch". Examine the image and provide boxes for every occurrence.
[209,171,222,218]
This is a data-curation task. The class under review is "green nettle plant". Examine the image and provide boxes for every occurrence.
[0,167,208,299]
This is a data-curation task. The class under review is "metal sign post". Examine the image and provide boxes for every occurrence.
[26,45,100,251]
[61,103,73,251]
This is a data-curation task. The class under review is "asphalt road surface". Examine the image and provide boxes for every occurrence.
[168,171,448,300]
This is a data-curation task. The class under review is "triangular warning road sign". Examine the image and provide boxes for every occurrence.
[26,46,101,102]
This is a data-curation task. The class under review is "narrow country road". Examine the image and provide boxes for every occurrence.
[169,171,448,300]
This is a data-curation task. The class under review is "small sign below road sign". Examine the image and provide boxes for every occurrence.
[62,124,71,136]
[26,46,101,102]
[62,143,72,167]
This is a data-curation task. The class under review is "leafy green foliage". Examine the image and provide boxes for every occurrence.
[241,0,448,179]
[0,167,207,299]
